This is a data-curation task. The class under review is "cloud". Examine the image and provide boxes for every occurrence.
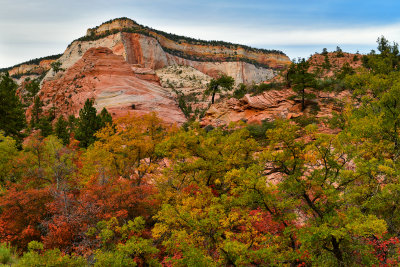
[2,1,400,68]
[161,22,400,47]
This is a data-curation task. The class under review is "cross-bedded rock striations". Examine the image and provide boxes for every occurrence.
[36,47,185,124]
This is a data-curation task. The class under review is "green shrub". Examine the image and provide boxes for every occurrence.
[0,243,13,265]
[233,83,247,99]
[246,120,276,139]
[18,241,86,267]
[293,116,319,127]
[94,250,136,267]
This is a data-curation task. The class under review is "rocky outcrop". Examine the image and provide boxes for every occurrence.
[36,47,185,124]
[86,18,138,37]
[8,59,55,77]
[201,89,296,126]
[308,52,363,77]
[201,89,351,126]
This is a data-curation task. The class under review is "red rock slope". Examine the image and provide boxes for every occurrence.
[37,47,185,124]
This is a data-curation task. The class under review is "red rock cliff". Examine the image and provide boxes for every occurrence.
[36,47,185,124]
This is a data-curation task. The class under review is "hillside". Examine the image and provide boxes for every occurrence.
[3,12,400,266]
[2,17,291,125]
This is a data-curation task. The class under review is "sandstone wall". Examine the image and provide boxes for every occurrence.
[45,32,277,85]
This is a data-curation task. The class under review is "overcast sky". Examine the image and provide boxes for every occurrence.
[1,0,400,68]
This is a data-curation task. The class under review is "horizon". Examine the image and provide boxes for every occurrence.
[2,0,400,68]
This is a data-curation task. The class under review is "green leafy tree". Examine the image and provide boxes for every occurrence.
[0,73,26,142]
[367,36,400,74]
[50,61,64,73]
[263,121,387,266]
[205,74,234,104]
[0,132,18,184]
[18,241,85,266]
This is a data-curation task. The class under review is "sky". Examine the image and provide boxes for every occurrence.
[1,0,400,68]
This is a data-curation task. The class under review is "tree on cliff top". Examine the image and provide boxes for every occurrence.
[205,74,234,104]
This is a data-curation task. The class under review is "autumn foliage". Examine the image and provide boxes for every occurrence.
[2,38,400,265]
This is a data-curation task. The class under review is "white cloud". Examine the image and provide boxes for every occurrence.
[2,16,400,68]
[160,22,400,47]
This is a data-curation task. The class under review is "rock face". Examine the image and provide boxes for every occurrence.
[201,89,296,126]
[8,59,55,77]
[9,17,291,125]
[44,18,290,85]
[37,47,185,124]
[45,33,278,85]
[201,89,351,126]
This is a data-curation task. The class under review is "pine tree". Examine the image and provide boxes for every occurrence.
[25,79,40,98]
[99,107,112,128]
[38,116,53,137]
[67,115,76,131]
[31,96,43,128]
[75,101,113,148]
[322,54,331,70]
[75,99,101,148]
[204,75,234,104]
[287,58,316,111]
[0,73,26,141]
[55,116,70,145]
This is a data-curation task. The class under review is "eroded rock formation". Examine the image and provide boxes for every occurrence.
[201,89,351,127]
[36,47,185,124]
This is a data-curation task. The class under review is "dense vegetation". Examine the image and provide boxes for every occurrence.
[1,37,400,266]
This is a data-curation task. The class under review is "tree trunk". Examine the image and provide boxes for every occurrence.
[331,236,344,266]
[212,92,216,104]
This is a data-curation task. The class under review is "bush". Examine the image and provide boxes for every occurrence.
[293,116,319,127]
[233,84,247,99]
[18,241,86,267]
[0,243,13,265]
[246,120,276,139]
